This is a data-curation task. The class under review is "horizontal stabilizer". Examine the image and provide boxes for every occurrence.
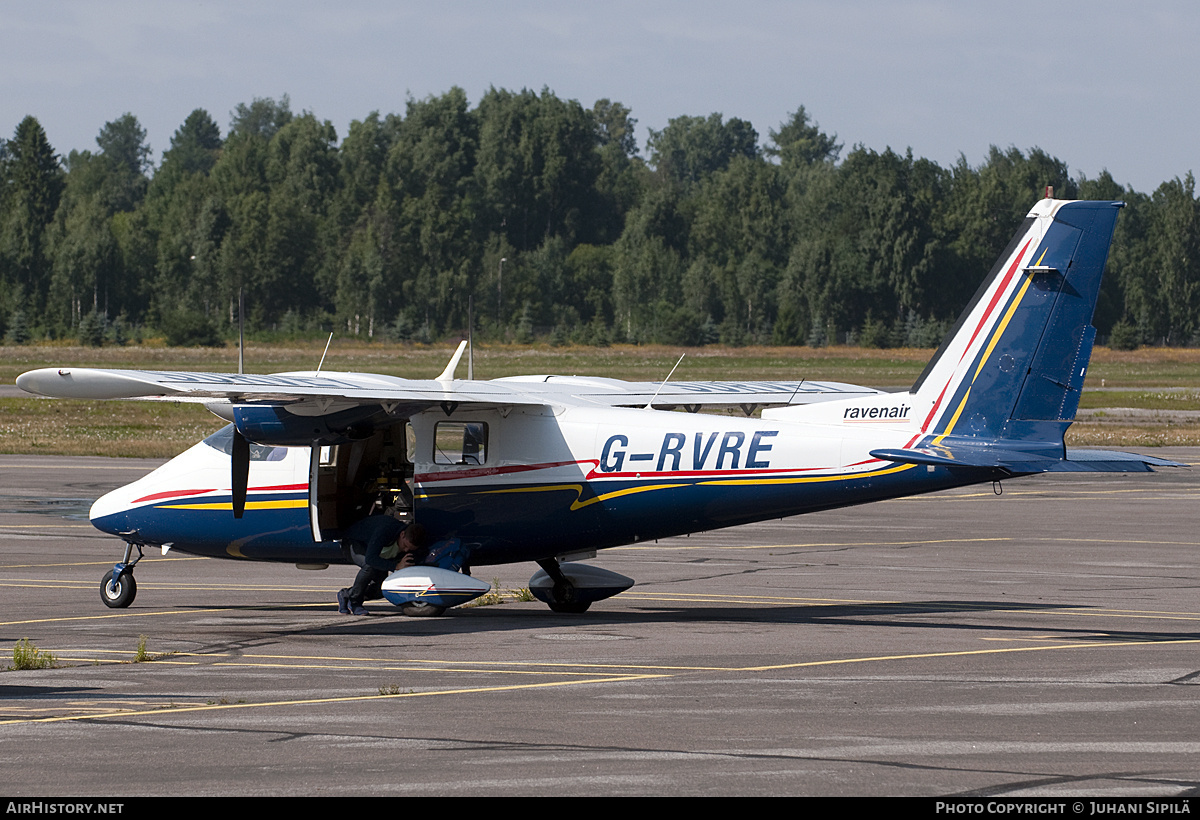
[871,445,1182,474]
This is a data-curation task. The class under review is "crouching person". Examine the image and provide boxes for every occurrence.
[337,511,429,616]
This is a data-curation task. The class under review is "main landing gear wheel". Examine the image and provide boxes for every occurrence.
[400,601,446,617]
[547,599,591,614]
[529,560,635,613]
[100,571,136,608]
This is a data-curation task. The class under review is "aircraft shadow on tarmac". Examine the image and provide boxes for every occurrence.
[166,599,1200,647]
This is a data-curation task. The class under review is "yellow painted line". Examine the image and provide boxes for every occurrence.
[0,607,234,627]
[622,591,897,605]
[624,590,1200,620]
[239,653,736,672]
[1036,536,1200,547]
[0,524,95,529]
[49,648,734,674]
[58,649,221,659]
[209,661,653,677]
[892,486,1200,502]
[613,536,1013,551]
[1025,609,1200,623]
[13,637,1200,727]
[2,464,159,470]
[0,579,337,593]
[0,557,205,569]
[0,674,665,726]
[0,601,339,628]
[738,637,1200,672]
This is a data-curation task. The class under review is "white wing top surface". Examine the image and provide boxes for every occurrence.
[16,367,884,409]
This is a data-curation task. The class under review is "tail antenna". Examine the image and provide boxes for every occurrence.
[315,332,334,376]
[644,353,686,410]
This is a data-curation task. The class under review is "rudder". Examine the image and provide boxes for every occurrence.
[910,199,1122,447]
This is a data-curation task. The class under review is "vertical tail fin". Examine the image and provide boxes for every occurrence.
[909,199,1123,450]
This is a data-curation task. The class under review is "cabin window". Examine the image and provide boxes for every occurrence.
[433,422,488,465]
[202,424,287,462]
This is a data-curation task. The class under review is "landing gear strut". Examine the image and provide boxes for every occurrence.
[535,559,592,613]
[100,542,144,609]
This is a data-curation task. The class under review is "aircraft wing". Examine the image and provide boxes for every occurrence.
[16,367,882,410]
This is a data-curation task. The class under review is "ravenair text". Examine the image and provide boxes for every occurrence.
[843,404,911,421]
[599,431,778,473]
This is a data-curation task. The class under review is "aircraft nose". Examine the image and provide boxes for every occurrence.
[90,489,132,536]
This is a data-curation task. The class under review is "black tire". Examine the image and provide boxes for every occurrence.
[100,572,136,608]
[400,601,445,617]
[544,580,590,613]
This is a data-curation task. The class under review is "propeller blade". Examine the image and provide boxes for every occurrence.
[232,428,249,519]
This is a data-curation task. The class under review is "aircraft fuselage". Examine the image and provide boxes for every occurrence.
[90,397,980,567]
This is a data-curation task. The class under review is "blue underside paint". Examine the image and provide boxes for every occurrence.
[90,465,998,565]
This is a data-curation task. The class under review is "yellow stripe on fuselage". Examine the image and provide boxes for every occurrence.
[156,499,308,511]
[699,462,915,486]
[415,462,917,513]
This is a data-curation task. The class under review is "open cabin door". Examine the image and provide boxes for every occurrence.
[309,421,415,542]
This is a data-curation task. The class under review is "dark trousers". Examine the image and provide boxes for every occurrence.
[346,565,387,607]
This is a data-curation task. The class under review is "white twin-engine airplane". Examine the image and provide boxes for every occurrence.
[17,198,1178,615]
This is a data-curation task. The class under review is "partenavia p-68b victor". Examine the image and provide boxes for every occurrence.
[17,198,1177,615]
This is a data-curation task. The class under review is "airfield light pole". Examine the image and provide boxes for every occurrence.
[497,257,506,327]
[238,287,245,375]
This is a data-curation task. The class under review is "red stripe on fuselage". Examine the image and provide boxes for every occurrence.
[132,488,215,504]
[132,482,308,504]
[416,460,592,483]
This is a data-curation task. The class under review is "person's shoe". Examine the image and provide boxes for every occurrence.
[351,605,370,616]
[337,589,350,615]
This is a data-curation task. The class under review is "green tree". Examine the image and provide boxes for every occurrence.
[229,95,293,141]
[647,113,759,189]
[766,106,841,168]
[591,99,647,244]
[93,113,152,213]
[1137,174,1200,344]
[687,155,789,342]
[0,116,64,325]
[158,109,222,178]
[379,88,481,334]
[612,188,688,342]
[475,87,602,252]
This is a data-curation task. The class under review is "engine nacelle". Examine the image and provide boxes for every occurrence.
[232,403,386,446]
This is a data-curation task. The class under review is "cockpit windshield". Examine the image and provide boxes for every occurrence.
[202,424,288,462]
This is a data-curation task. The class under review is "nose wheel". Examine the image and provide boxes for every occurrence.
[100,541,144,609]
[100,571,137,608]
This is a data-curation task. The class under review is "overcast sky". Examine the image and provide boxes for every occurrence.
[3,1,1196,194]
